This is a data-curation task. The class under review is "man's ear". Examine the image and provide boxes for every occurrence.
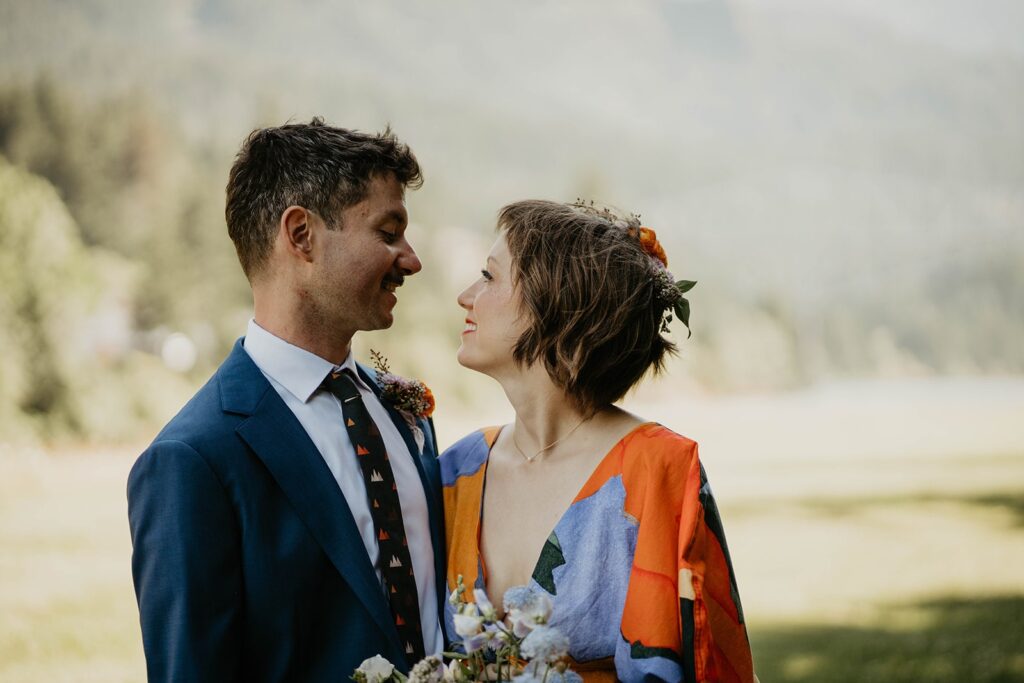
[280,205,315,263]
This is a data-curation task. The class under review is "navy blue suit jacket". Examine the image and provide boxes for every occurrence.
[127,340,446,682]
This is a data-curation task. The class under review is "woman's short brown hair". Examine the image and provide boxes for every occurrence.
[499,200,678,415]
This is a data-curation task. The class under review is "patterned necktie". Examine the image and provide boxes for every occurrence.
[321,369,426,665]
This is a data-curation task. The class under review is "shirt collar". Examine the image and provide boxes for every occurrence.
[337,349,374,393]
[243,319,369,403]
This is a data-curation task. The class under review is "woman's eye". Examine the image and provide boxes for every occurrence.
[481,269,493,281]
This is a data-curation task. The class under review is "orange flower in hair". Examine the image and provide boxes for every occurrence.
[637,227,668,268]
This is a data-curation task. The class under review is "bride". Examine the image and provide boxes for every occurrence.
[440,200,755,682]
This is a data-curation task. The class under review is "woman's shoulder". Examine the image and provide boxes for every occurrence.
[624,422,698,456]
[619,422,701,477]
[438,426,502,487]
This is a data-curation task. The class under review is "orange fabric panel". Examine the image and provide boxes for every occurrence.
[480,426,502,449]
[625,427,698,581]
[443,469,484,592]
[701,531,741,624]
[621,564,682,650]
[707,594,754,682]
[442,428,500,592]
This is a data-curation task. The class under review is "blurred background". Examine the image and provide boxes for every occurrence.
[1,0,1022,680]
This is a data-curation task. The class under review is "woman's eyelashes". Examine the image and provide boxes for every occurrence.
[481,269,493,282]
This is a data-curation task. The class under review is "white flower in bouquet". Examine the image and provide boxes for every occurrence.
[362,576,580,683]
[453,603,484,638]
[353,654,398,683]
[472,588,498,621]
[453,602,490,653]
[444,658,467,682]
[502,586,553,638]
[408,655,445,683]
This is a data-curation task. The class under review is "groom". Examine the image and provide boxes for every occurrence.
[128,119,445,682]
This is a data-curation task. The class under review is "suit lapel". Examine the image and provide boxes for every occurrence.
[221,342,402,656]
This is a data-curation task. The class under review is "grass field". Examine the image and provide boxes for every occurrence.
[2,378,1022,682]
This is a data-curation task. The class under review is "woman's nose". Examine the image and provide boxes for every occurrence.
[457,281,477,310]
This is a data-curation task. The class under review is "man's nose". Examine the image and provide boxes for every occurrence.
[399,242,422,275]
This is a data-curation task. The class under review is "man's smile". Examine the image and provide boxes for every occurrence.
[382,275,404,293]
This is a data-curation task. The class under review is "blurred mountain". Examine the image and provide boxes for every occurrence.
[0,0,1021,439]
[3,0,1019,277]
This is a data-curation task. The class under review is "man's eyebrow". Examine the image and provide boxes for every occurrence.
[374,209,408,227]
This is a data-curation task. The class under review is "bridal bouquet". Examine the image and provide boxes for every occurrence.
[352,577,581,683]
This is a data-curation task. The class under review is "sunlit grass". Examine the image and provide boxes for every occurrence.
[0,447,143,682]
[1,433,1021,682]
[752,596,1024,683]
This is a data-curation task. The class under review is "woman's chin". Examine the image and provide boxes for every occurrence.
[456,347,489,374]
[455,346,474,370]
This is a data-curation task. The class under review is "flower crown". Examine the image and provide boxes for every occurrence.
[570,199,696,338]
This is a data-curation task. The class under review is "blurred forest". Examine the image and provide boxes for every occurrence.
[2,4,1023,681]
[0,80,249,442]
[1,0,1022,443]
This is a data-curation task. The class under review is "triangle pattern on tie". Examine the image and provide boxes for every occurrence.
[319,368,426,666]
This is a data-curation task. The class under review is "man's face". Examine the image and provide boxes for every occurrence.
[309,173,421,337]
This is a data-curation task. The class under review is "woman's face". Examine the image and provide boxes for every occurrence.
[456,234,528,376]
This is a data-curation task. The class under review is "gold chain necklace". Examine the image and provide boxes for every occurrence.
[512,415,590,463]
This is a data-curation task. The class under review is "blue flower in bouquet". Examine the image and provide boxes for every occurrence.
[520,625,569,663]
[547,670,583,683]
[511,674,543,683]
[512,669,582,683]
[501,586,536,612]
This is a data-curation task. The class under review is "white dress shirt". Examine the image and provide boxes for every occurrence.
[243,319,442,655]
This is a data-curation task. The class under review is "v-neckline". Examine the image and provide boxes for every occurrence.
[475,420,658,596]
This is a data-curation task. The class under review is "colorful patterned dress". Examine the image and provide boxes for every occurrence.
[440,423,754,683]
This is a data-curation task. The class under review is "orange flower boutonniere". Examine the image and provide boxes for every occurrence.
[370,350,435,420]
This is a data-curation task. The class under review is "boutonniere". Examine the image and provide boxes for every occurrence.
[371,350,435,453]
